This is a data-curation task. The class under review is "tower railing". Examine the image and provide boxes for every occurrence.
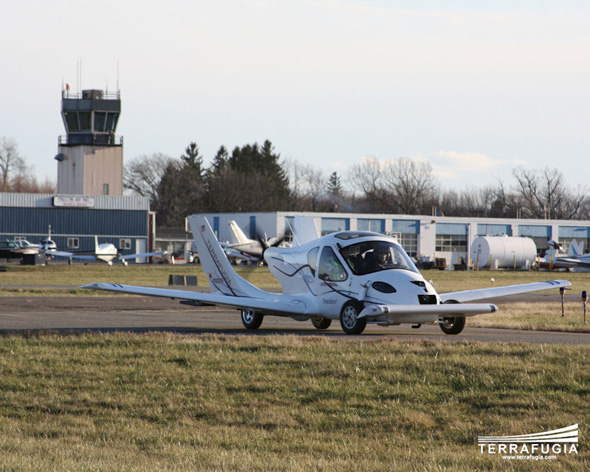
[58,135,123,146]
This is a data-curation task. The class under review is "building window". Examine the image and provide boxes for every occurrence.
[435,234,467,253]
[103,184,109,195]
[321,217,349,236]
[68,238,79,249]
[119,239,132,250]
[358,218,385,233]
[394,233,418,258]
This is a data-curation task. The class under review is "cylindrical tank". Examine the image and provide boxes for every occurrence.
[470,236,536,270]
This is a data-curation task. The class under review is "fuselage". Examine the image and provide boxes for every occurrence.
[264,231,439,320]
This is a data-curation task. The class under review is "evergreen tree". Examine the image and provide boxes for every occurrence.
[327,171,343,197]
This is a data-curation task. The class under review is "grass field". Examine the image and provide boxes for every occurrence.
[1,266,589,469]
[0,333,587,471]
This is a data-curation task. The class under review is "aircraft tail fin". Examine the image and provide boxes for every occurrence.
[228,220,251,245]
[95,235,100,253]
[289,216,320,247]
[568,240,584,257]
[188,215,265,297]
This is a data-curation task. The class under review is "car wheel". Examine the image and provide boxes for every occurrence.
[339,301,367,335]
[241,309,263,330]
[311,316,332,330]
[439,316,466,335]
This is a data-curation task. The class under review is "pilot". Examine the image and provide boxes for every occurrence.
[372,245,392,270]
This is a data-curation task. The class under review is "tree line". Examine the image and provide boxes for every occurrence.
[3,135,589,226]
[125,140,590,227]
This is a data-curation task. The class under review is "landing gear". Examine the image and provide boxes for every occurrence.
[311,316,332,330]
[339,300,367,335]
[439,316,466,335]
[241,309,263,330]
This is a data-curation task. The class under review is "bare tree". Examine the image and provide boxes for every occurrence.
[348,158,388,211]
[124,153,174,205]
[512,167,587,219]
[349,157,438,214]
[0,137,25,192]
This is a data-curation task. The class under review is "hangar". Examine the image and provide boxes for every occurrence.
[198,211,590,270]
[0,193,155,260]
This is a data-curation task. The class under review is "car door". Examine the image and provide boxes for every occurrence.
[313,246,351,317]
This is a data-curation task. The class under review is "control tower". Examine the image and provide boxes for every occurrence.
[55,87,123,196]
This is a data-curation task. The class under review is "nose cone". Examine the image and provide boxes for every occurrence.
[369,271,440,305]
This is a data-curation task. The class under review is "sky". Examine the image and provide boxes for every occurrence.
[2,0,590,191]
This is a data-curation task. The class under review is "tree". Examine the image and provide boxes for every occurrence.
[349,157,438,214]
[512,167,587,220]
[0,137,55,193]
[327,172,343,198]
[181,142,204,178]
[124,153,174,206]
[206,140,290,212]
[0,137,25,192]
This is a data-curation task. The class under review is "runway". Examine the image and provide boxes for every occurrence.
[1,295,589,344]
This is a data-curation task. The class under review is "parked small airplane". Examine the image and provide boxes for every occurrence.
[84,215,570,335]
[11,226,57,255]
[222,220,284,264]
[47,236,166,266]
[540,240,590,270]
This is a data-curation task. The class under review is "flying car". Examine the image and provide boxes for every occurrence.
[83,215,570,335]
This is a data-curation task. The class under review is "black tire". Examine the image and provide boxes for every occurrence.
[241,309,263,330]
[439,316,466,335]
[339,300,367,335]
[311,316,332,330]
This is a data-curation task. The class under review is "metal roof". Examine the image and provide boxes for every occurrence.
[0,193,150,211]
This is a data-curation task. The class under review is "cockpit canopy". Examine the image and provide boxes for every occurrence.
[340,240,419,275]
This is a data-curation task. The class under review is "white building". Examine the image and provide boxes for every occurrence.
[198,211,590,269]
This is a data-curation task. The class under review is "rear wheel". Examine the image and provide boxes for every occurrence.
[241,309,263,330]
[439,316,465,335]
[311,316,332,330]
[340,301,367,335]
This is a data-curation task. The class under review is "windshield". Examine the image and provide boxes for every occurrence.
[340,240,419,275]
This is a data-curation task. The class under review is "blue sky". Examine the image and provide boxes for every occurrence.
[2,0,589,191]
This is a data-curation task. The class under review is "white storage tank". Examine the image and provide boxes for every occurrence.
[470,236,536,270]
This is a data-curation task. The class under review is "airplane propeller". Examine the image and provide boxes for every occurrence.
[255,231,286,258]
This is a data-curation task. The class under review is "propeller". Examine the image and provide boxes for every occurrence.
[255,231,286,258]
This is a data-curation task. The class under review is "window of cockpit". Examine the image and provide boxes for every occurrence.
[318,246,348,282]
[307,247,319,276]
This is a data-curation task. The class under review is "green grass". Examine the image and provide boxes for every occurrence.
[0,333,587,471]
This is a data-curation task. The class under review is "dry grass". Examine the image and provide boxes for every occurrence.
[471,301,590,332]
[0,333,588,471]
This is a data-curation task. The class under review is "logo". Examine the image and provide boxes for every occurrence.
[478,424,578,460]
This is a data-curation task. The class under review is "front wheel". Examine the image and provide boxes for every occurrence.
[311,316,332,330]
[241,309,263,330]
[340,301,367,335]
[439,316,465,335]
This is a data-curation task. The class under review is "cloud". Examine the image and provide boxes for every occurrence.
[417,151,511,182]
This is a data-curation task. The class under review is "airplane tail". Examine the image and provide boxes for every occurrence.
[188,215,266,297]
[290,215,320,247]
[228,220,251,245]
[568,240,584,257]
[95,235,100,253]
